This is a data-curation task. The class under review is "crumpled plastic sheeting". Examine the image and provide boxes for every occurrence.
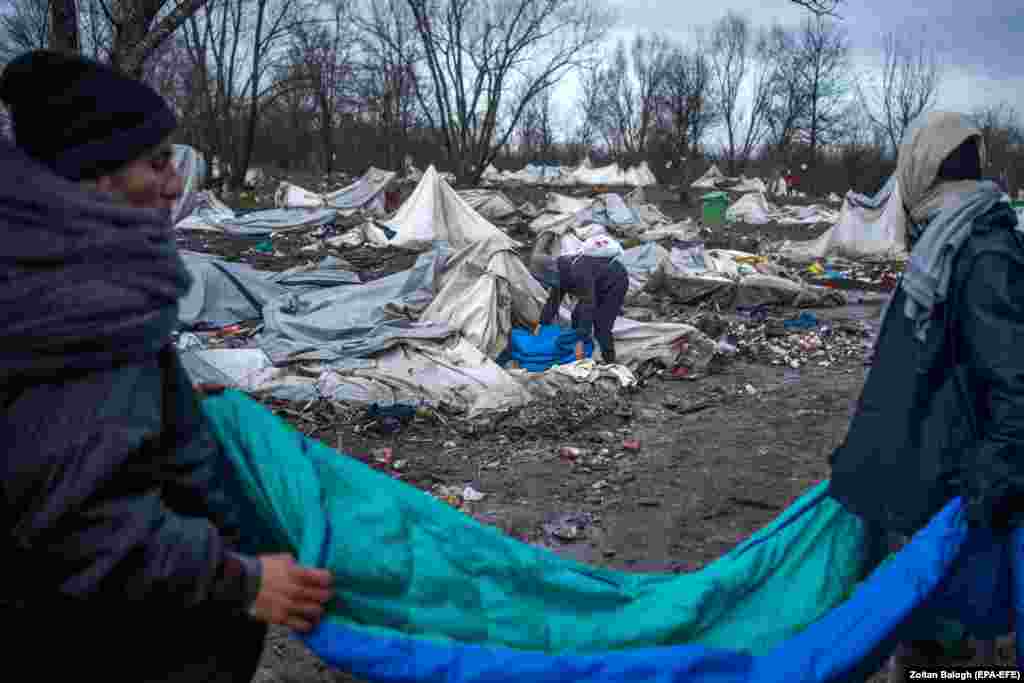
[610,317,717,372]
[457,189,520,220]
[774,177,908,262]
[175,191,338,237]
[178,252,359,328]
[179,251,291,327]
[258,248,449,363]
[315,336,534,417]
[420,238,547,359]
[529,193,651,237]
[726,193,839,226]
[617,242,670,299]
[549,359,637,388]
[274,167,397,214]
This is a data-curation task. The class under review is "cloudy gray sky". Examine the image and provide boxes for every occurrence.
[551,0,1024,144]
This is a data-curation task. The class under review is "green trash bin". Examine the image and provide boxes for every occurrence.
[701,191,730,225]
[1011,200,1024,210]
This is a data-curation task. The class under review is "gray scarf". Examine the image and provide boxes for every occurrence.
[901,181,1005,342]
[0,138,192,382]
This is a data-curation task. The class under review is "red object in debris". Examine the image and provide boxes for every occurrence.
[622,440,641,451]
[373,447,393,464]
[559,446,582,460]
[215,323,244,337]
[671,366,690,379]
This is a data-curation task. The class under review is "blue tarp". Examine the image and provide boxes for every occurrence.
[201,390,1024,682]
[502,324,594,371]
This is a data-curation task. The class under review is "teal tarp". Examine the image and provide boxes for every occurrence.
[202,389,867,653]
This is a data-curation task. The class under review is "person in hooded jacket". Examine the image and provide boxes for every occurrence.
[827,112,1024,679]
[530,245,629,364]
[0,51,332,681]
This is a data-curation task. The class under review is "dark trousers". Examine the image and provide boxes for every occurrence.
[572,261,628,363]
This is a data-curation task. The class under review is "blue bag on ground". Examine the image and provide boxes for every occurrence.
[505,324,594,371]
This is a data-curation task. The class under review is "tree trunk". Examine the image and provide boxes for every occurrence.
[235,0,268,192]
[49,0,81,54]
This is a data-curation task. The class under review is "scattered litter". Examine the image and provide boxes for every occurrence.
[622,440,641,451]
[462,486,486,502]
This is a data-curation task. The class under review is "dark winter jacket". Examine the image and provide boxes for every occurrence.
[0,138,265,681]
[828,203,1024,535]
[539,255,629,363]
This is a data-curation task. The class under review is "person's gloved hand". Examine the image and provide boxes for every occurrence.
[250,554,333,632]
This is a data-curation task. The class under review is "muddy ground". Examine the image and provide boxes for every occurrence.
[181,178,1017,681]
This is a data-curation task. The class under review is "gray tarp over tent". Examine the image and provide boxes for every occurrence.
[257,248,450,363]
[179,252,360,327]
[176,200,339,237]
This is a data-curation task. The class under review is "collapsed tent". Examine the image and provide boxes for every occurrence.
[378,165,519,251]
[457,189,520,221]
[179,251,359,327]
[691,165,768,194]
[419,238,546,358]
[275,167,397,214]
[726,193,839,226]
[774,176,908,262]
[201,389,1024,683]
[175,191,338,237]
[646,245,845,308]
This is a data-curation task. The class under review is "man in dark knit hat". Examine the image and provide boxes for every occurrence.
[0,51,332,681]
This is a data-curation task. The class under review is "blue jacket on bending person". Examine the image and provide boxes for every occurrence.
[532,253,629,364]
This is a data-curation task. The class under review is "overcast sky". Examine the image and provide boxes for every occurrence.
[550,0,1024,144]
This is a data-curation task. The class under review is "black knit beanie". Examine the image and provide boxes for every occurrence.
[0,50,177,180]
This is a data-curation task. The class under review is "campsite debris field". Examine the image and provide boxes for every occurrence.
[176,175,1017,679]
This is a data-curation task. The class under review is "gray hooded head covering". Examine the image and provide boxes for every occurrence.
[896,111,1008,342]
[896,111,986,229]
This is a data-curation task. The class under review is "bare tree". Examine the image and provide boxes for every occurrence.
[709,13,773,174]
[570,59,603,156]
[357,0,422,170]
[862,30,942,154]
[516,81,556,159]
[288,0,356,175]
[655,39,715,163]
[761,25,809,168]
[405,0,612,184]
[594,33,670,157]
[971,102,1022,190]
[0,0,51,60]
[48,0,79,52]
[797,14,850,167]
[789,0,842,17]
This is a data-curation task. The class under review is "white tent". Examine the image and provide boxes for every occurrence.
[726,193,775,225]
[457,189,520,220]
[420,238,547,359]
[378,165,520,251]
[274,166,397,214]
[725,193,840,226]
[775,179,908,262]
[623,162,658,187]
[691,164,726,189]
